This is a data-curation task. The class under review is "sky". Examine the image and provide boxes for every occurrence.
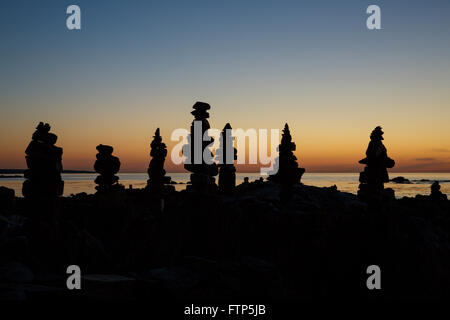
[1,0,450,172]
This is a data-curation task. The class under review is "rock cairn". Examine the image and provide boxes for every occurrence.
[268,123,305,186]
[183,102,218,192]
[23,122,64,198]
[430,181,447,201]
[94,144,121,192]
[147,128,171,192]
[216,123,237,194]
[357,126,395,201]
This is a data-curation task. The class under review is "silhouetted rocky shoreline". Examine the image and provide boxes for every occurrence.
[1,117,450,301]
[1,180,449,300]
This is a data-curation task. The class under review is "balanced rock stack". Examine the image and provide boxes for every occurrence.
[147,128,171,192]
[216,123,237,194]
[183,102,218,192]
[94,144,122,192]
[22,122,64,198]
[357,126,395,202]
[268,123,305,186]
[430,181,447,201]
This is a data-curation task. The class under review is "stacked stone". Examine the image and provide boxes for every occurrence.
[183,102,218,192]
[357,126,395,201]
[430,181,447,201]
[216,123,237,194]
[147,128,171,192]
[268,123,305,186]
[22,122,64,198]
[94,144,121,192]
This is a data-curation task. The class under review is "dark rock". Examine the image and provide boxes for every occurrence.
[391,176,411,184]
[183,102,218,193]
[267,123,305,201]
[0,285,27,300]
[82,274,136,299]
[216,123,237,195]
[146,128,171,193]
[0,186,15,213]
[358,126,395,202]
[143,256,284,299]
[0,261,34,283]
[0,235,30,262]
[0,283,73,301]
[146,266,200,293]
[94,144,123,193]
[430,181,448,201]
[22,122,64,199]
[60,226,111,272]
[268,123,305,186]
[95,144,113,155]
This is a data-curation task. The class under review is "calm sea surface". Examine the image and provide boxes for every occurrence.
[1,173,449,198]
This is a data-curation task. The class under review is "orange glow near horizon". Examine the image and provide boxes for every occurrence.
[1,1,450,174]
[1,64,450,173]
[1,116,449,173]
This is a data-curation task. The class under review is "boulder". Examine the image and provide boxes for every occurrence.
[391,176,411,184]
[0,261,34,283]
[82,274,136,299]
[0,186,15,212]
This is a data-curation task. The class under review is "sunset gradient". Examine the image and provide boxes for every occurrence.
[1,0,449,172]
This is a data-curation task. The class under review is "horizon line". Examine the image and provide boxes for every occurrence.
[3,169,450,174]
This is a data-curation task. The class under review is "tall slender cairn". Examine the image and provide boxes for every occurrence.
[183,101,218,192]
[147,128,171,192]
[23,122,64,199]
[268,123,305,186]
[216,123,237,194]
[357,126,395,202]
[94,144,122,192]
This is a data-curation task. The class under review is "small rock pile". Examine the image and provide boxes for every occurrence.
[22,122,64,198]
[94,144,121,192]
[268,123,305,186]
[430,181,447,201]
[147,128,171,193]
[358,126,395,202]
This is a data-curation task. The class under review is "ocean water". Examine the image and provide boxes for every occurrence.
[1,172,449,198]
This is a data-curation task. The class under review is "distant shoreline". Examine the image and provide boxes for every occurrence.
[2,169,450,175]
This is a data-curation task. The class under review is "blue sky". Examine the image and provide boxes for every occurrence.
[1,0,450,171]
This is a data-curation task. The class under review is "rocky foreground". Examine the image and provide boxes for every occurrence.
[0,181,449,300]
